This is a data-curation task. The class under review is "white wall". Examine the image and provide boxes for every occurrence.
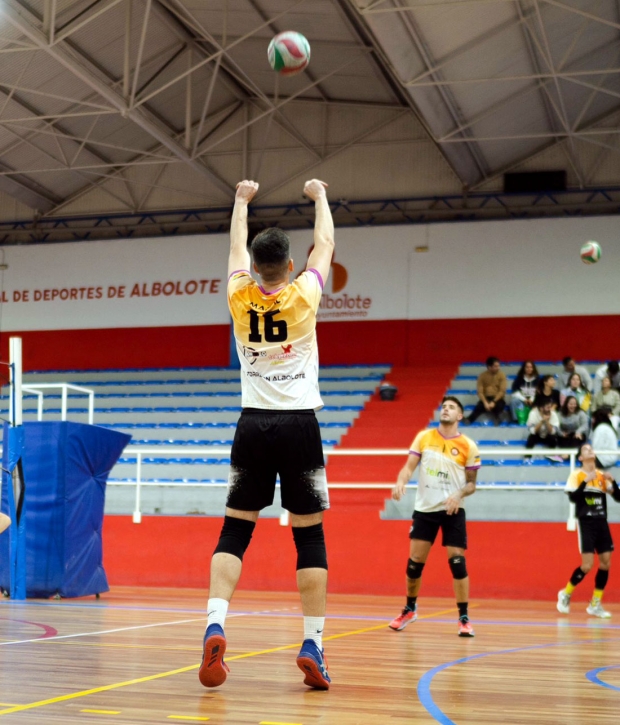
[0,215,616,330]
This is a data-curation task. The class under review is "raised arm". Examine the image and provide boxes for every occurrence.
[228,180,259,278]
[304,179,335,283]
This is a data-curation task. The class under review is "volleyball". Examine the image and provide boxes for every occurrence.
[268,31,310,76]
[580,240,601,264]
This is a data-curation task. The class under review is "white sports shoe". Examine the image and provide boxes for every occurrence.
[586,600,611,618]
[557,589,571,614]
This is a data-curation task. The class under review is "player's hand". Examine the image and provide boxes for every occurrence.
[235,180,259,203]
[392,480,407,501]
[303,179,328,201]
[488,401,496,409]
[444,494,461,515]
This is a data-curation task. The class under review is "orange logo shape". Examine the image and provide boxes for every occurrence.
[303,247,348,292]
[331,257,348,293]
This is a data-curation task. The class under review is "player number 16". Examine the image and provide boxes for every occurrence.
[247,309,288,343]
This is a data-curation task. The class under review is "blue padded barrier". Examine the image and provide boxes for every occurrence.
[0,422,131,599]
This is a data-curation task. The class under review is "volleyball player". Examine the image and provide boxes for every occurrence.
[199,179,335,690]
[557,443,620,618]
[390,396,481,636]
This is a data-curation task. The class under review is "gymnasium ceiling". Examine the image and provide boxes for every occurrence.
[0,0,618,241]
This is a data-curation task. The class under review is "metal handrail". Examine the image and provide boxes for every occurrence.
[120,446,619,526]
[20,383,95,425]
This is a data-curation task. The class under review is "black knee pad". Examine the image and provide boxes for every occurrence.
[595,568,609,590]
[406,559,425,580]
[214,515,256,561]
[448,555,468,580]
[292,523,328,570]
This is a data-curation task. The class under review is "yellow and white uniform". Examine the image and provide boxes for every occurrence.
[228,268,323,410]
[410,429,481,513]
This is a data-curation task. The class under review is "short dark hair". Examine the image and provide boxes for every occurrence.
[251,227,290,283]
[562,356,573,367]
[537,374,554,391]
[607,360,619,376]
[442,395,464,414]
[486,356,500,368]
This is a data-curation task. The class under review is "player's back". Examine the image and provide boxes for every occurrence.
[228,269,323,410]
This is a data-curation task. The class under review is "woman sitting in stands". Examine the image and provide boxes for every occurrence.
[533,374,561,410]
[510,360,539,424]
[0,513,10,535]
[558,396,589,449]
[591,410,619,472]
[591,376,620,427]
[560,372,591,412]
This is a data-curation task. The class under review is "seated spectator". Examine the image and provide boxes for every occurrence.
[466,356,507,425]
[591,376,620,416]
[590,409,619,471]
[593,360,620,394]
[526,401,562,461]
[533,374,560,410]
[559,357,592,392]
[560,372,591,412]
[510,360,539,424]
[558,396,589,449]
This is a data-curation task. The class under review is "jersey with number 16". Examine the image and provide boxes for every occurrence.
[227,269,324,410]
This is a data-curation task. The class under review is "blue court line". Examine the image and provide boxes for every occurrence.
[418,636,620,725]
[586,664,620,692]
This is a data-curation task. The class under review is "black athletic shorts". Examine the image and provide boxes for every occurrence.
[409,509,467,549]
[578,517,614,554]
[226,408,329,515]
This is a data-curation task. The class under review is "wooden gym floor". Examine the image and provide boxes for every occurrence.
[0,587,618,724]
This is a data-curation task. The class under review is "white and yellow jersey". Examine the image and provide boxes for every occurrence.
[228,268,323,410]
[410,428,481,513]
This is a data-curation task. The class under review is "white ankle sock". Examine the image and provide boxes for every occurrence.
[304,616,325,649]
[207,598,229,630]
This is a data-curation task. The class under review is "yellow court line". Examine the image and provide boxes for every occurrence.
[167,717,210,722]
[81,709,121,715]
[0,606,458,717]
[260,722,303,724]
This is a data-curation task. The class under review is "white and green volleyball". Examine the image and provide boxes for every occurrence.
[580,240,602,264]
[268,31,310,76]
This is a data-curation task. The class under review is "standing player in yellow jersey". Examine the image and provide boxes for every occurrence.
[199,178,335,691]
[557,443,620,618]
[390,396,481,636]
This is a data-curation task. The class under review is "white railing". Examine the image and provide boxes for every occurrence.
[109,446,619,526]
[21,384,95,425]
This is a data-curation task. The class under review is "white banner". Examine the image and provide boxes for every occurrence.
[0,214,617,331]
[0,235,230,330]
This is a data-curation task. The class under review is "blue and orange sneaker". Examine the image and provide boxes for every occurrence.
[198,623,229,687]
[296,639,331,690]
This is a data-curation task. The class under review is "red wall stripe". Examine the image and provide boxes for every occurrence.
[5,314,620,371]
[102,495,620,603]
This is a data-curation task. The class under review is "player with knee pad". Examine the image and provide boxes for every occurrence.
[200,178,335,691]
[390,396,480,637]
[557,443,620,618]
